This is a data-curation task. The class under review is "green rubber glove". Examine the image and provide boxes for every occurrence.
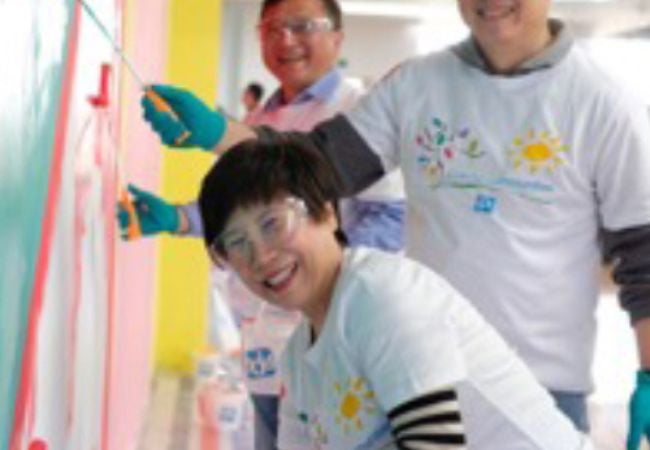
[627,370,650,450]
[141,84,227,151]
[117,184,180,238]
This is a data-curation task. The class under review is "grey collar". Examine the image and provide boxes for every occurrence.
[451,19,573,76]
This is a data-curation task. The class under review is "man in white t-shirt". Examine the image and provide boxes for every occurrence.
[197,136,592,450]
[119,0,405,448]
[139,2,650,447]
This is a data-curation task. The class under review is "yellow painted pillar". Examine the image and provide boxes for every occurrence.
[156,0,221,373]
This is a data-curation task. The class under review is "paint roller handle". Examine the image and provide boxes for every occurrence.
[144,88,191,145]
[118,188,142,240]
[141,84,227,151]
[116,184,182,239]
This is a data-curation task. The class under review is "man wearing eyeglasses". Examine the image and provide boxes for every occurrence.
[248,0,405,251]
[120,0,404,448]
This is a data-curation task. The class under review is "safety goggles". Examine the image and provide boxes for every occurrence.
[257,17,334,43]
[209,197,309,266]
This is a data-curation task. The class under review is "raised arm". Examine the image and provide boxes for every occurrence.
[141,84,256,155]
[140,85,386,197]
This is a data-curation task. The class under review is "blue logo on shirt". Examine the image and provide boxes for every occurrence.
[219,405,239,424]
[473,194,497,213]
[245,347,276,379]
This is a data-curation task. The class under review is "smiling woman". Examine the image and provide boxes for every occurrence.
[199,136,344,327]
[197,135,591,449]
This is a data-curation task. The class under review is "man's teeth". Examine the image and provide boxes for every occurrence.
[477,4,515,19]
[265,265,295,287]
[281,55,304,63]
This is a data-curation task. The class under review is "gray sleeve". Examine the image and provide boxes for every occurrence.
[254,114,386,197]
[177,201,204,238]
[603,224,650,324]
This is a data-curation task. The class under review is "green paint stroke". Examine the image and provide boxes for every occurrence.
[0,1,74,449]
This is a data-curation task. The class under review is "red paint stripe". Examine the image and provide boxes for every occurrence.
[9,2,81,449]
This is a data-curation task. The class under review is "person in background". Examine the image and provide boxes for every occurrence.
[241,82,265,120]
[139,0,650,448]
[119,0,405,448]
[198,135,592,450]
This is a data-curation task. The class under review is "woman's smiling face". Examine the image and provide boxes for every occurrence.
[218,195,342,318]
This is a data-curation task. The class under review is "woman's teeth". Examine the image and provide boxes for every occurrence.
[264,264,296,288]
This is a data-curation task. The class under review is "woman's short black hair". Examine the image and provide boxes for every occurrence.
[260,0,343,31]
[198,135,346,254]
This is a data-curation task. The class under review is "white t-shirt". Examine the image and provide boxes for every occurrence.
[345,45,650,391]
[278,248,589,450]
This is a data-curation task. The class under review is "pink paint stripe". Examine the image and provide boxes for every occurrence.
[101,109,119,450]
[102,7,127,448]
[9,2,82,449]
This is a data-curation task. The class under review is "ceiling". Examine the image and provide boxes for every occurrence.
[227,0,650,37]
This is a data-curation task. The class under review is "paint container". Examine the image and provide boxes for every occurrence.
[195,353,254,450]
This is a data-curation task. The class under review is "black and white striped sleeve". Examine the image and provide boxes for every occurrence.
[388,387,466,449]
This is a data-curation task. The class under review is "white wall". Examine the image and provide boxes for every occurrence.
[584,37,650,105]
[219,1,274,118]
[338,15,421,85]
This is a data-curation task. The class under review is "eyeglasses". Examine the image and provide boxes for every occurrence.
[257,17,334,43]
[210,197,309,266]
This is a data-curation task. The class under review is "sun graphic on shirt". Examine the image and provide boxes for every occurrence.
[507,129,569,174]
[333,377,378,434]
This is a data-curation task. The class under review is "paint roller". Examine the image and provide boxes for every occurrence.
[79,0,185,239]
[77,0,190,144]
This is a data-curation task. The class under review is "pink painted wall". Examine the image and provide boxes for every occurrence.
[107,0,169,449]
